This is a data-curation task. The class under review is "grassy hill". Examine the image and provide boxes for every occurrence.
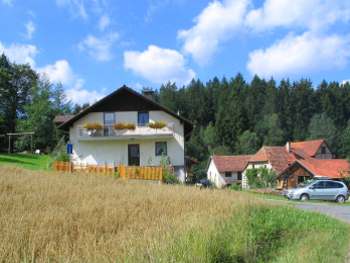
[0,153,52,170]
[0,166,349,262]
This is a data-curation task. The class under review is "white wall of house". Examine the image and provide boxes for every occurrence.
[207,159,240,188]
[69,110,185,180]
[242,162,272,189]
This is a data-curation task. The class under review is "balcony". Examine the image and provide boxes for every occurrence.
[77,123,175,141]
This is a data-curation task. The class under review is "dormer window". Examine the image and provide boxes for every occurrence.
[138,111,149,126]
[321,146,326,154]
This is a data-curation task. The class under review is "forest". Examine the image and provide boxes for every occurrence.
[1,54,350,178]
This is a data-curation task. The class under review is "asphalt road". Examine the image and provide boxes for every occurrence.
[296,203,350,224]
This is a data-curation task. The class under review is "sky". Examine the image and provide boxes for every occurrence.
[1,0,350,105]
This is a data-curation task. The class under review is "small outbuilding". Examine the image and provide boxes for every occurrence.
[207,155,252,188]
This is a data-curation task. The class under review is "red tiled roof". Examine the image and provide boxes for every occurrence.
[212,155,252,173]
[297,159,350,179]
[290,139,325,157]
[249,146,296,174]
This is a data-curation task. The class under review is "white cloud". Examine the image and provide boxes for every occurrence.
[98,14,110,31]
[65,79,105,105]
[246,0,350,32]
[0,42,38,67]
[178,0,249,65]
[0,40,102,105]
[247,32,350,78]
[38,60,74,85]
[341,80,350,85]
[2,0,13,6]
[124,45,195,85]
[78,32,119,62]
[56,0,88,19]
[38,59,104,104]
[24,20,35,40]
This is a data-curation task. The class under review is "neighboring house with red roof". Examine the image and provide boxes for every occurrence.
[290,139,333,159]
[207,155,252,188]
[208,138,349,189]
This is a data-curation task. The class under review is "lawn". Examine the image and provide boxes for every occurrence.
[0,153,52,170]
[0,167,349,262]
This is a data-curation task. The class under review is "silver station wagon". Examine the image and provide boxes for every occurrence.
[285,179,349,203]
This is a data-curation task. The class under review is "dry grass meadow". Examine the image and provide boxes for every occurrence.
[0,166,349,262]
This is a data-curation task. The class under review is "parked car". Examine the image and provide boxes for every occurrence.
[195,179,211,189]
[284,179,349,203]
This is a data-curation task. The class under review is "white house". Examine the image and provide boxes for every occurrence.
[207,155,252,188]
[59,86,192,182]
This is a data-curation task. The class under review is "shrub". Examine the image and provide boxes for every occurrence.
[229,183,241,191]
[343,177,350,187]
[246,167,276,189]
[55,152,70,162]
[113,123,136,130]
[114,170,120,179]
[83,122,103,130]
[149,121,166,129]
[160,154,179,184]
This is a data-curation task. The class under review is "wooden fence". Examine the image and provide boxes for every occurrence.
[52,161,163,181]
[52,161,73,173]
[119,165,163,181]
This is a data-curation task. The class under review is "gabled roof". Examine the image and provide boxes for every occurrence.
[212,155,252,173]
[53,115,74,125]
[59,85,193,135]
[249,146,296,174]
[281,159,349,179]
[290,139,325,157]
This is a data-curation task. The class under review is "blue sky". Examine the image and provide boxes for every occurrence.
[1,0,350,104]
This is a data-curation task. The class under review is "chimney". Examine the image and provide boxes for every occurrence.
[142,88,155,100]
[286,141,291,153]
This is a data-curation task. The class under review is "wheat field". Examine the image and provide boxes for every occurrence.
[0,166,349,263]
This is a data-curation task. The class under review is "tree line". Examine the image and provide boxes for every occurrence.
[153,74,350,178]
[1,54,350,178]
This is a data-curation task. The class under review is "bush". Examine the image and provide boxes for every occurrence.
[83,123,103,130]
[229,183,241,191]
[160,154,179,184]
[149,121,166,129]
[54,151,70,162]
[113,123,136,130]
[246,167,276,189]
[163,172,179,184]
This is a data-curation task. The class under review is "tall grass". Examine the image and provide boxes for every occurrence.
[0,166,348,262]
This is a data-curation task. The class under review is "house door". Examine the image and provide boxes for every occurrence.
[128,144,140,166]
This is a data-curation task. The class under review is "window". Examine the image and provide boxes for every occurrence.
[325,181,343,189]
[237,172,242,180]
[321,146,326,154]
[155,142,167,156]
[138,111,149,126]
[104,112,115,136]
[225,172,232,177]
[313,181,325,189]
[104,112,115,125]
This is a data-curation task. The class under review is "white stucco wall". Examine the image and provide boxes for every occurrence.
[207,159,240,188]
[69,110,185,168]
[242,162,272,189]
